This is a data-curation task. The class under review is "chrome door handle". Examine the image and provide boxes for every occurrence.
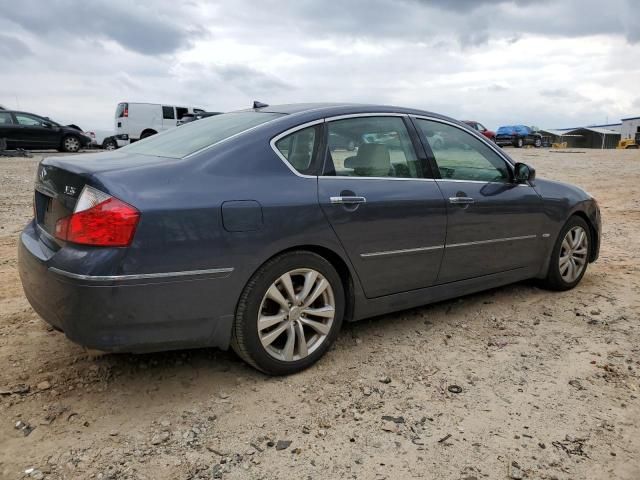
[449,196,474,205]
[330,196,367,205]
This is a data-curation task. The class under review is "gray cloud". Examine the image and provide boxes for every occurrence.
[0,33,31,59]
[0,0,205,55]
[0,0,637,131]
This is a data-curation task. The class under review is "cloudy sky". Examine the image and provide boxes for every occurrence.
[1,0,639,131]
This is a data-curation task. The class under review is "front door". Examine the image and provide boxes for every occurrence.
[413,117,546,283]
[13,113,60,149]
[317,115,447,298]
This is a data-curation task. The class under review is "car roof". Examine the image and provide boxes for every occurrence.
[241,102,457,124]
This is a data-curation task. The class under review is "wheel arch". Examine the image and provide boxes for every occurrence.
[140,128,158,138]
[569,210,599,262]
[242,244,357,323]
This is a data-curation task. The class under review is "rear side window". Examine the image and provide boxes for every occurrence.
[123,111,283,159]
[275,126,320,175]
[0,112,13,125]
[116,103,128,118]
[162,106,175,119]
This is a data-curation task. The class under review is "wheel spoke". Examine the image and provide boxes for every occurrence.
[574,230,585,248]
[303,305,335,319]
[559,255,570,267]
[302,278,329,308]
[297,271,318,304]
[279,273,296,303]
[573,247,588,256]
[267,284,289,310]
[282,324,296,361]
[299,317,330,335]
[258,312,287,331]
[295,321,308,357]
[260,321,290,347]
[573,255,586,266]
[561,237,571,253]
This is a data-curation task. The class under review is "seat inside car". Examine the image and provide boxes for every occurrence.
[344,143,392,177]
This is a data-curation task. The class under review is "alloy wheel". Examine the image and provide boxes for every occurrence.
[559,226,588,283]
[257,268,335,362]
[65,137,80,152]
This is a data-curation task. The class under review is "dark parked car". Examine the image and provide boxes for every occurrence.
[0,110,92,152]
[18,103,600,375]
[495,125,542,148]
[462,120,496,141]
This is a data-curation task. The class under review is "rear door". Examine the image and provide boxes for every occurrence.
[0,111,17,147]
[316,114,447,298]
[413,117,546,283]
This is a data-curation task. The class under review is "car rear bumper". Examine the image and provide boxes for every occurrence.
[18,220,235,353]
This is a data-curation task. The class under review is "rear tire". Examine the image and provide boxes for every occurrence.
[103,138,117,150]
[540,216,591,291]
[231,251,345,375]
[62,135,81,153]
[140,130,157,139]
[534,137,542,148]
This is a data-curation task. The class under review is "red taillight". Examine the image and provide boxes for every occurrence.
[55,186,140,247]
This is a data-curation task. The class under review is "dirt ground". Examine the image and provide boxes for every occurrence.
[1,148,639,480]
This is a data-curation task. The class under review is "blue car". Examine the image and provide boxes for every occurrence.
[18,103,600,374]
[495,125,543,148]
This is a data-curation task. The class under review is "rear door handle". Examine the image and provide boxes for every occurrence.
[330,196,367,205]
[449,196,474,205]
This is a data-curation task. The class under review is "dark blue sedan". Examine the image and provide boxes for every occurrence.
[18,103,601,374]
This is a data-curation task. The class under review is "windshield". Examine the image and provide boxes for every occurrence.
[122,111,284,158]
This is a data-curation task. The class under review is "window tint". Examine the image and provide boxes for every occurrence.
[275,126,319,175]
[0,112,13,125]
[176,107,188,119]
[15,114,44,126]
[162,106,175,120]
[124,111,283,159]
[324,116,420,178]
[416,119,510,183]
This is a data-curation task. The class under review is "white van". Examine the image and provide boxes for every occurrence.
[114,102,204,145]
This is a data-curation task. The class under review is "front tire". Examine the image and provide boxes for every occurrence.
[534,137,542,148]
[231,251,345,375]
[541,216,591,291]
[515,137,524,148]
[62,135,81,153]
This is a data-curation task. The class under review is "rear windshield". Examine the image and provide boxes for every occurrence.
[122,111,284,159]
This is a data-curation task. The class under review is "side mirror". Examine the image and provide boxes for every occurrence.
[42,121,52,128]
[514,162,535,183]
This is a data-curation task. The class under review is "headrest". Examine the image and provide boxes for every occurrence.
[344,143,391,176]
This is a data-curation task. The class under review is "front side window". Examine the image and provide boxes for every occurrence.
[176,107,188,119]
[324,116,420,178]
[416,119,511,183]
[0,112,13,125]
[15,114,45,126]
[124,111,283,159]
[275,126,319,175]
[162,106,175,120]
